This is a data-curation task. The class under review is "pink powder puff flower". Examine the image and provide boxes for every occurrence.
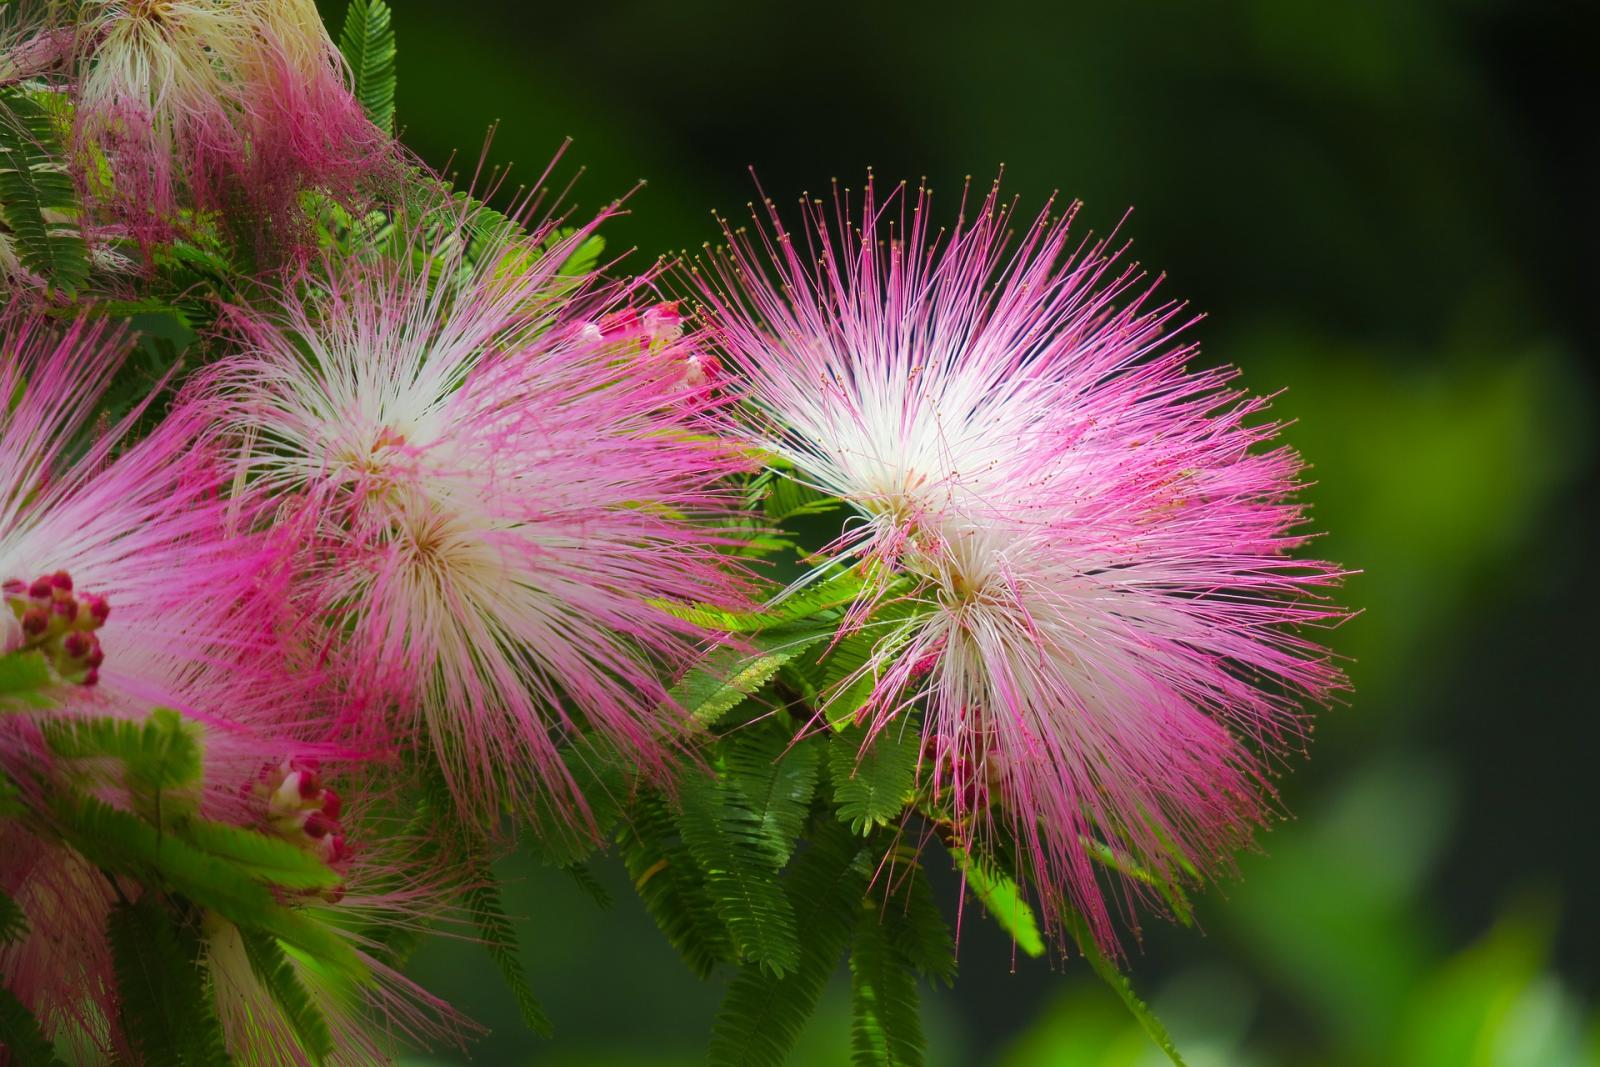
[196,198,753,827]
[0,305,359,1058]
[71,0,386,245]
[0,306,305,730]
[686,173,1349,952]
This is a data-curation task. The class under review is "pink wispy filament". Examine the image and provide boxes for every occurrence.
[687,173,1348,952]
[197,200,752,826]
[71,0,386,245]
[0,305,320,1056]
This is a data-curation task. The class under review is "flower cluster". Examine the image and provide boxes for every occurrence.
[69,0,386,246]
[3,571,109,684]
[687,175,1347,950]
[0,0,1347,1060]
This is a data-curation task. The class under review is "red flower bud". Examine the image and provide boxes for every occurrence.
[326,834,348,863]
[320,788,342,821]
[80,668,99,687]
[303,810,332,838]
[63,631,92,658]
[28,577,52,600]
[21,608,47,636]
[50,571,72,594]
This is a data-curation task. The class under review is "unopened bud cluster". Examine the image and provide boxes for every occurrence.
[3,571,109,685]
[259,757,348,880]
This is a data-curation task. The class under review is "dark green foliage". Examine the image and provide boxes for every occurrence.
[850,906,925,1067]
[831,726,919,835]
[0,88,89,294]
[723,723,823,869]
[107,897,233,1066]
[676,768,801,976]
[758,470,842,523]
[464,876,553,1038]
[620,793,735,978]
[527,735,634,867]
[339,0,398,133]
[57,795,364,978]
[238,927,336,1065]
[708,819,871,1067]
[0,987,66,1067]
[879,860,957,986]
[666,630,831,728]
[564,860,614,909]
[0,885,27,946]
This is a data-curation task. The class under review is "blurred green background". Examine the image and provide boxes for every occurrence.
[333,0,1598,1063]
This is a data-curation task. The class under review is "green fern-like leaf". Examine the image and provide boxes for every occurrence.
[620,793,735,979]
[760,471,842,523]
[42,707,203,817]
[668,629,830,728]
[951,848,1044,958]
[1084,837,1194,926]
[107,897,234,1066]
[849,905,925,1067]
[0,650,53,709]
[178,819,341,892]
[0,88,89,294]
[880,860,956,986]
[676,771,800,975]
[1061,906,1189,1066]
[464,875,553,1037]
[709,818,871,1067]
[0,986,66,1067]
[658,568,869,635]
[831,726,919,835]
[0,885,27,945]
[338,0,397,132]
[526,734,633,868]
[58,795,366,980]
[237,927,335,1065]
[723,723,823,869]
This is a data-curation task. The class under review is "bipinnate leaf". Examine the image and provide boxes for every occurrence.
[676,770,800,976]
[464,876,553,1038]
[238,927,336,1065]
[831,726,919,835]
[709,819,871,1067]
[107,897,233,1065]
[621,793,735,978]
[338,0,397,132]
[0,986,67,1067]
[849,904,925,1067]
